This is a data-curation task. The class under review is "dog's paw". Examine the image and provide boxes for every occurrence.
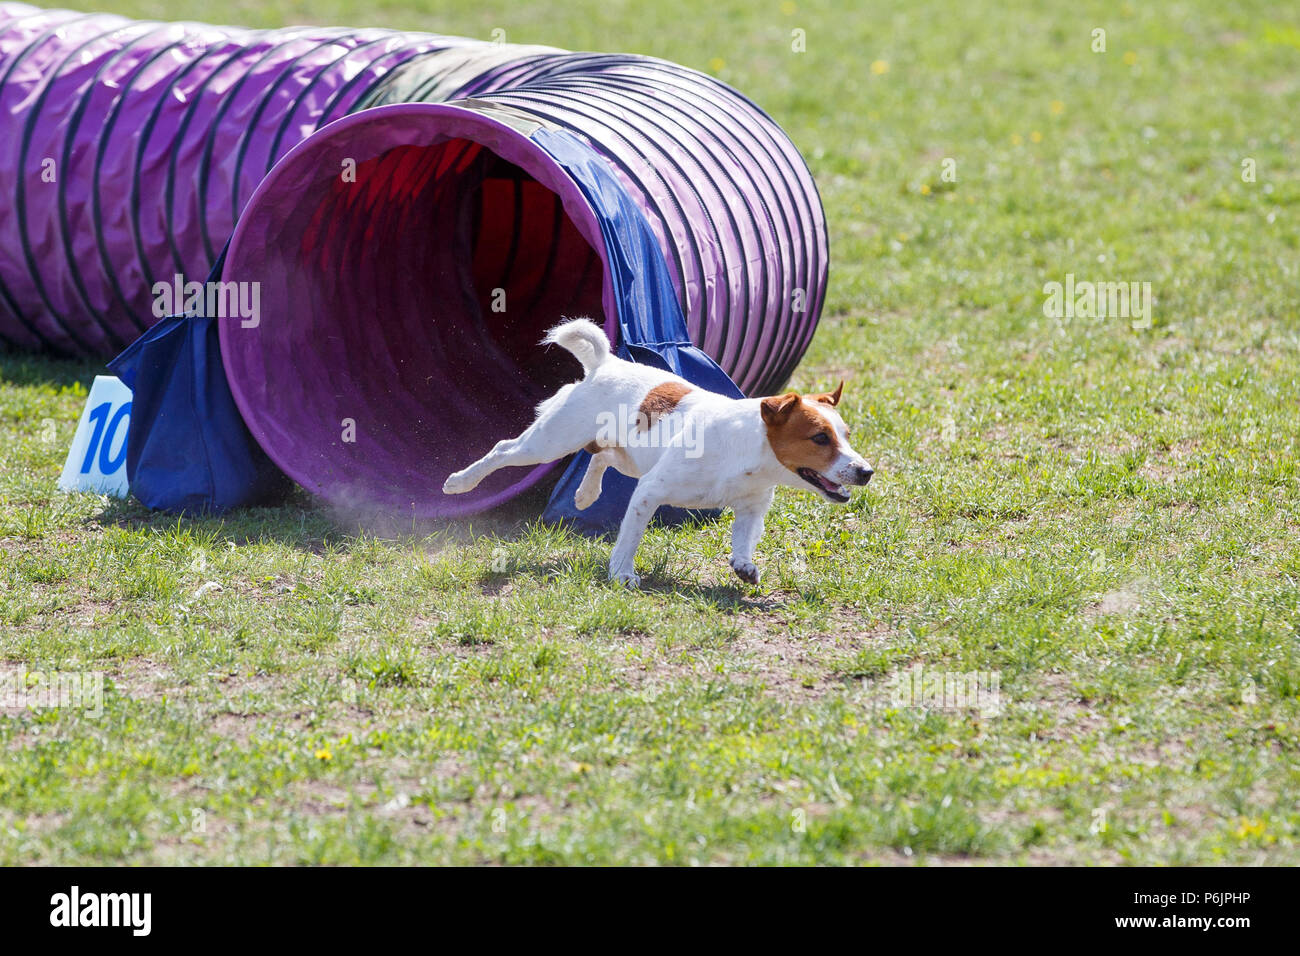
[730,559,760,586]
[609,567,641,588]
[442,470,475,495]
[574,486,600,510]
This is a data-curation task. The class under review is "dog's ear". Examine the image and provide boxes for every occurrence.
[761,392,800,426]
[809,380,843,407]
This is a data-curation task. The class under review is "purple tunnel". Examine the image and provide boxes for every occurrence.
[0,3,828,516]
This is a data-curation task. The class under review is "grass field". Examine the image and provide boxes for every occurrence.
[2,0,1298,865]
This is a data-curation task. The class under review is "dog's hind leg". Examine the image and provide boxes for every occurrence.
[574,446,639,510]
[443,384,593,495]
[574,451,612,510]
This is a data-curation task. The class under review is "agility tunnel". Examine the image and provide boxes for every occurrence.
[0,3,828,526]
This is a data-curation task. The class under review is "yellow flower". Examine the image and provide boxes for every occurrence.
[781,1,797,14]
[1123,50,1138,65]
[1050,100,1065,115]
[315,747,333,761]
[1011,133,1023,146]
[1233,817,1265,839]
[1030,130,1043,143]
[919,183,931,195]
[870,60,889,75]
[708,57,726,73]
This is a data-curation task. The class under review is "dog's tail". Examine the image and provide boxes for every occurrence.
[543,317,610,377]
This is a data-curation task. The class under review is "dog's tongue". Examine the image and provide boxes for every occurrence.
[799,466,847,496]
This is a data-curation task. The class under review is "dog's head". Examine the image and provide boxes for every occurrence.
[761,382,873,503]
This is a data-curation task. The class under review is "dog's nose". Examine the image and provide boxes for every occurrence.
[854,466,874,485]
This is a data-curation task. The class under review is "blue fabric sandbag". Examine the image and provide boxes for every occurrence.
[106,247,289,514]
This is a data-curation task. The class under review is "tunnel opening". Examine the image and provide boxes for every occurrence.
[220,104,612,517]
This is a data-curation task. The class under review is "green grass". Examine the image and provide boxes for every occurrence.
[2,0,1298,864]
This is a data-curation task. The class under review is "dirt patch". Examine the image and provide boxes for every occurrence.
[1090,588,1141,616]
[723,627,866,699]
[608,612,890,702]
[1083,581,1149,618]
[107,658,176,700]
[1138,438,1201,484]
[1021,672,1105,741]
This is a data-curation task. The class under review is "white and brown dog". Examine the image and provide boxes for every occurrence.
[442,318,873,587]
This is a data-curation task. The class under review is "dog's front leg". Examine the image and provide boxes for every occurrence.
[729,490,774,585]
[607,480,665,588]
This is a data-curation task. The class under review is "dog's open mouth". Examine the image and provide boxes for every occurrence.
[797,467,850,503]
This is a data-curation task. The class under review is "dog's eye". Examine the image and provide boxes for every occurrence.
[811,433,831,446]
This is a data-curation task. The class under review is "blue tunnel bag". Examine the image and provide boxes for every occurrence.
[106,247,291,515]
